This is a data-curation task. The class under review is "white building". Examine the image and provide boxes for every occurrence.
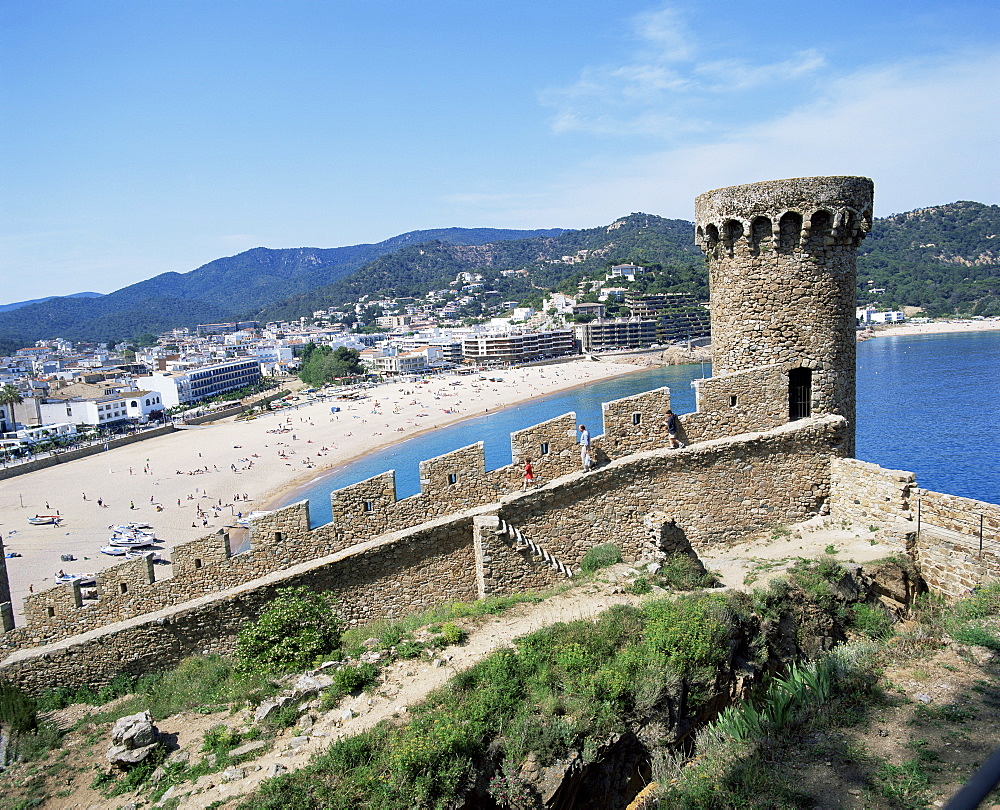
[40,390,164,427]
[857,307,906,324]
[143,358,262,408]
[606,263,646,282]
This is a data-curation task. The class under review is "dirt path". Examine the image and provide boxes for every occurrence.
[31,517,880,809]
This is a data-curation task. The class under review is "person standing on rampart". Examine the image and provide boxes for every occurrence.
[522,458,535,490]
[665,410,684,449]
[578,424,591,470]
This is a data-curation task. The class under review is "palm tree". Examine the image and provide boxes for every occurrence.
[0,383,23,433]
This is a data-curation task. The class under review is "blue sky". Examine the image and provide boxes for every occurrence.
[2,0,998,303]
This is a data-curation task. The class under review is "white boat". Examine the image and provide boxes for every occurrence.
[54,573,96,586]
[28,515,61,525]
[108,534,156,548]
[235,510,272,528]
[109,522,152,533]
[100,545,128,556]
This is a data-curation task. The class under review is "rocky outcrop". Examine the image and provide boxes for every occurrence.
[106,711,160,769]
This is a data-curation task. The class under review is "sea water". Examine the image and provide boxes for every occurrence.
[856,329,1000,505]
[288,331,1000,527]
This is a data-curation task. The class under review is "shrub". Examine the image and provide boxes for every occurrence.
[438,622,466,646]
[642,594,731,675]
[658,554,718,590]
[236,587,341,672]
[0,679,38,734]
[851,604,896,640]
[395,640,425,659]
[580,543,622,573]
[333,662,380,694]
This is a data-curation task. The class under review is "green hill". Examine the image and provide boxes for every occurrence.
[857,201,1000,316]
[0,202,996,353]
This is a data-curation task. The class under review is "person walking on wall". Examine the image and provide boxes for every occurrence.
[578,424,592,470]
[665,410,685,449]
[522,458,535,490]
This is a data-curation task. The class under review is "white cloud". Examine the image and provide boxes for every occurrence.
[541,3,827,139]
[503,50,1000,227]
[630,5,696,61]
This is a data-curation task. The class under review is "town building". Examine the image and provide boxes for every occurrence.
[461,329,576,366]
[142,358,262,408]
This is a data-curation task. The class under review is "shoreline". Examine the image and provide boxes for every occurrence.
[262,361,654,513]
[0,359,641,612]
[865,319,1000,339]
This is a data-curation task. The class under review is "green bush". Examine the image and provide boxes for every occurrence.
[658,554,719,590]
[437,622,466,646]
[0,678,38,734]
[642,594,732,675]
[580,543,622,573]
[333,662,380,694]
[394,640,425,659]
[236,587,341,672]
[851,604,896,640]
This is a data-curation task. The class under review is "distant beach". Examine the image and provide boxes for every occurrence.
[0,359,639,614]
[869,319,1000,338]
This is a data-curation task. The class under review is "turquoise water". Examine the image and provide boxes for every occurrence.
[286,363,709,526]
[855,330,1000,505]
[288,331,1000,527]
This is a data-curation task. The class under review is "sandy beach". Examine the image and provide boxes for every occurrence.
[867,318,1000,338]
[0,359,640,613]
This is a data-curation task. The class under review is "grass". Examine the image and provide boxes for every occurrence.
[235,593,739,810]
[579,542,622,573]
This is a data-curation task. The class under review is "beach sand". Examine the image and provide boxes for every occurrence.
[868,318,1000,338]
[0,359,640,613]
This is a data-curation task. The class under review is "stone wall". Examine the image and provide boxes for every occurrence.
[598,387,673,457]
[683,364,790,444]
[829,457,916,531]
[0,514,481,696]
[0,424,177,482]
[910,489,1000,599]
[0,412,850,690]
[828,457,1000,598]
[496,417,844,573]
[510,413,580,481]
[472,516,565,598]
[915,489,1000,542]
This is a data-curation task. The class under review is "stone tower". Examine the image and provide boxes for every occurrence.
[695,176,874,453]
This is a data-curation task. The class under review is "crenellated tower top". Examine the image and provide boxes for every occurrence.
[695,175,873,254]
[694,176,874,455]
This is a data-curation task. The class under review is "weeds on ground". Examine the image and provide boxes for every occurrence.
[579,543,622,573]
[51,655,280,728]
[235,593,737,810]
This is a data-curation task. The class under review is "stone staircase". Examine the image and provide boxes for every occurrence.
[494,518,574,577]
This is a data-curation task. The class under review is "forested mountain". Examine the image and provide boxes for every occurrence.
[0,291,103,314]
[857,201,1000,316]
[257,214,704,322]
[0,227,563,352]
[0,202,996,354]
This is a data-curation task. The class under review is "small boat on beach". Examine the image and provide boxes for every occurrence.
[236,510,272,528]
[28,515,61,525]
[54,572,96,586]
[108,534,156,548]
[109,522,152,532]
[100,545,128,556]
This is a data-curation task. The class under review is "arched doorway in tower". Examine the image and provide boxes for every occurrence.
[788,367,812,420]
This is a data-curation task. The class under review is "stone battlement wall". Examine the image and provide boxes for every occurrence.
[0,414,847,692]
[0,369,851,657]
[829,457,1000,598]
